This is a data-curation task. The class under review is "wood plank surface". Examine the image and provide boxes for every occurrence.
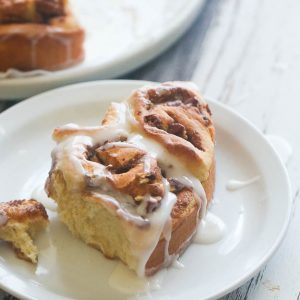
[192,0,300,299]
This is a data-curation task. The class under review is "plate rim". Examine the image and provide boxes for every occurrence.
[0,0,205,100]
[0,80,292,300]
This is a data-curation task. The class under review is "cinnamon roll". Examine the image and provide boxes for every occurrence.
[46,82,215,276]
[0,0,84,71]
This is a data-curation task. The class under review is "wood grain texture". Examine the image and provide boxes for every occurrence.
[193,0,300,299]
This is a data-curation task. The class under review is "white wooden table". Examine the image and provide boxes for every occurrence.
[0,0,299,299]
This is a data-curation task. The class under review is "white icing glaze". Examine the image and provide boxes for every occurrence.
[31,185,57,212]
[266,134,293,164]
[54,125,128,144]
[226,176,260,191]
[134,178,176,277]
[108,262,167,295]
[127,134,207,214]
[0,68,51,79]
[142,155,152,173]
[53,135,93,188]
[51,100,207,277]
[161,217,173,267]
[193,212,226,244]
[58,123,80,130]
[101,140,137,150]
[171,259,184,269]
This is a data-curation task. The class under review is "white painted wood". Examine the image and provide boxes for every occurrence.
[193,0,300,299]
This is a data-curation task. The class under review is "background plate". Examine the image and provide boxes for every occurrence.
[0,81,291,299]
[0,0,204,100]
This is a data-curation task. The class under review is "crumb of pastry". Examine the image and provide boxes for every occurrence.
[0,199,49,264]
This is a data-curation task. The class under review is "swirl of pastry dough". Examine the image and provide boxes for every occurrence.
[46,82,215,276]
[128,81,215,182]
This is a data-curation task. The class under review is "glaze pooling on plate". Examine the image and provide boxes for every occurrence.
[0,81,291,300]
[171,259,185,270]
[226,176,260,191]
[0,69,51,79]
[108,262,167,295]
[193,212,226,244]
[108,257,185,295]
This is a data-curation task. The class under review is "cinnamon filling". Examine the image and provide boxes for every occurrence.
[140,86,212,153]
[85,141,165,214]
[146,87,193,104]
[145,87,211,123]
[143,110,205,151]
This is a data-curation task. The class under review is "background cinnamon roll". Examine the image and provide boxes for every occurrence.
[0,0,84,71]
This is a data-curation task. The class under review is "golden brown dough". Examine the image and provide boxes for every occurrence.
[0,199,49,263]
[128,81,215,182]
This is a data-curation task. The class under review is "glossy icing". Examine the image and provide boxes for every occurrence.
[193,212,226,244]
[226,176,260,191]
[50,101,209,277]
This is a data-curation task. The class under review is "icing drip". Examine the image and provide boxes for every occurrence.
[161,217,173,267]
[51,101,208,277]
[193,212,226,244]
[134,178,176,277]
[171,259,184,269]
[226,176,260,191]
[31,185,57,212]
[0,68,51,79]
[108,262,167,295]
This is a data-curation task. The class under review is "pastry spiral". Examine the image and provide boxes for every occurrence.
[46,82,215,276]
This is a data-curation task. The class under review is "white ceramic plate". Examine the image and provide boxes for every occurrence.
[0,0,204,100]
[0,81,291,300]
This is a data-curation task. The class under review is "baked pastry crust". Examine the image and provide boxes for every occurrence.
[0,0,84,71]
[0,199,49,263]
[146,159,215,275]
[46,82,215,276]
[128,81,215,182]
